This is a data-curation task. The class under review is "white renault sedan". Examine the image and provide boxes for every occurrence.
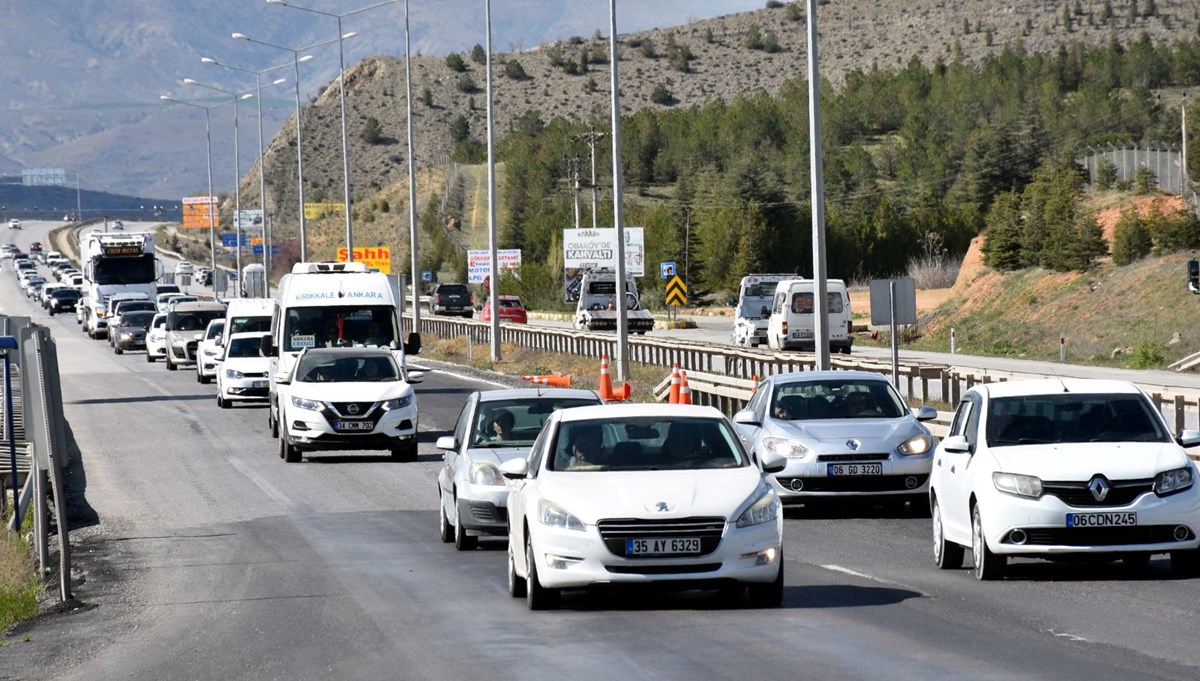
[437,388,603,551]
[502,404,787,610]
[931,379,1200,580]
[216,332,271,408]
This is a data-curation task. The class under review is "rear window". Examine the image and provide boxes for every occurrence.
[438,285,469,295]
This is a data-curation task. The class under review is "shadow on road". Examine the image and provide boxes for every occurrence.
[61,418,99,531]
[69,394,214,405]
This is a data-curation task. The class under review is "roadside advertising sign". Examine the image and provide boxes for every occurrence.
[337,246,391,273]
[466,249,522,283]
[182,196,218,229]
[562,228,644,277]
[304,202,345,220]
[236,209,264,230]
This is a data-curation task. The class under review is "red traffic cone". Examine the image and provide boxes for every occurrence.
[678,371,692,405]
[669,362,681,404]
[751,375,759,394]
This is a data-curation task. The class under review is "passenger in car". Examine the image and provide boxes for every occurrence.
[488,410,516,441]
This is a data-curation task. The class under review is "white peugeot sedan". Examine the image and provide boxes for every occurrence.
[732,371,937,510]
[274,347,419,463]
[437,388,603,551]
[216,332,271,408]
[195,318,226,384]
[502,404,787,610]
[931,379,1200,580]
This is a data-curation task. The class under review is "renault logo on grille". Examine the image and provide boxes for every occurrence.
[347,404,360,415]
[845,439,860,451]
[1088,475,1111,502]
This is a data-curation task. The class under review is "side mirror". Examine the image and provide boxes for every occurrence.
[915,405,938,422]
[405,331,421,356]
[273,371,290,385]
[500,457,529,479]
[260,335,277,358]
[732,409,761,428]
[941,434,971,454]
[436,436,458,451]
[759,450,787,474]
[1189,259,1200,294]
[1177,429,1200,448]
[406,370,425,384]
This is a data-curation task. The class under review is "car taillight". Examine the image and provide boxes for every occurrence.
[847,320,853,334]
[435,294,441,302]
[781,321,788,334]
[469,294,475,304]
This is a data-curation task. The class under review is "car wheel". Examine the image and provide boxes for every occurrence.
[932,499,964,570]
[971,505,1006,581]
[195,369,203,383]
[280,434,301,463]
[48,309,55,316]
[390,440,418,462]
[269,408,279,439]
[114,346,123,355]
[218,394,230,409]
[508,541,527,598]
[747,554,784,607]
[453,496,477,551]
[1170,549,1200,577]
[146,352,155,363]
[166,355,177,371]
[200,373,212,385]
[525,535,559,610]
[438,492,454,544]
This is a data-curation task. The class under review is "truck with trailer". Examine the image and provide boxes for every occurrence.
[81,231,162,339]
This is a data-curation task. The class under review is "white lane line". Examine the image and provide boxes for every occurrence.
[418,363,511,389]
[821,564,911,590]
[226,454,298,510]
[1048,629,1090,643]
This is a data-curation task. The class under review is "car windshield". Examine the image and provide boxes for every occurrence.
[282,306,397,352]
[295,354,400,383]
[986,393,1172,446]
[770,379,906,420]
[470,398,599,448]
[205,323,225,340]
[53,290,81,299]
[227,336,266,358]
[93,255,156,285]
[230,316,271,334]
[170,310,225,331]
[119,312,155,326]
[548,417,748,472]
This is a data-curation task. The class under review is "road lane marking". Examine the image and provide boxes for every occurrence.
[1048,629,1090,642]
[227,454,300,510]
[821,564,919,592]
[417,363,511,389]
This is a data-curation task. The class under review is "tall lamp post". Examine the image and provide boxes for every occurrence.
[201,56,290,296]
[403,0,421,336]
[234,33,337,262]
[484,0,500,361]
[266,0,398,262]
[160,95,233,277]
[185,78,255,295]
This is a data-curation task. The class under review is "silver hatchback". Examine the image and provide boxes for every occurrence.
[733,370,937,510]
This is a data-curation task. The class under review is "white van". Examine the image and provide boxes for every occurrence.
[731,274,791,347]
[219,297,276,350]
[766,279,854,354]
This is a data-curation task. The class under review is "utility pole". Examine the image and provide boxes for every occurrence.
[572,128,607,229]
[566,156,582,229]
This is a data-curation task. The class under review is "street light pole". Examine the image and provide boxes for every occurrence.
[404,0,421,335]
[485,0,500,362]
[266,0,398,263]
[609,0,629,383]
[807,0,831,370]
[160,95,229,277]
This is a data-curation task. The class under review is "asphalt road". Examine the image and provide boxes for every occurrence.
[4,220,1200,680]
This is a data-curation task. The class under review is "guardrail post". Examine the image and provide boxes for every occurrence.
[1175,394,1186,436]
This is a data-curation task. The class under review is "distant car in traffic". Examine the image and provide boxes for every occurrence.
[110,311,155,355]
[29,242,42,253]
[479,295,528,324]
[195,319,226,384]
[8,219,21,230]
[429,283,473,318]
[47,288,82,316]
[175,261,194,276]
[111,220,124,230]
[215,332,272,409]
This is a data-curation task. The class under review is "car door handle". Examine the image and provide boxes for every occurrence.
[949,465,956,474]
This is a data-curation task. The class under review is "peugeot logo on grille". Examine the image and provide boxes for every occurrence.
[346,404,360,415]
[655,501,670,512]
[1088,475,1111,502]
[846,439,860,451]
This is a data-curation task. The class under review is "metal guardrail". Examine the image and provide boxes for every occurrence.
[413,316,1200,435]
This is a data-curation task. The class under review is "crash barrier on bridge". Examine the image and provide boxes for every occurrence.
[409,316,1200,435]
[0,317,73,603]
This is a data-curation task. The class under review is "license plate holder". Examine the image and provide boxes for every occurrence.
[625,537,701,556]
[827,463,883,476]
[252,381,268,389]
[334,420,376,432]
[1066,512,1138,528]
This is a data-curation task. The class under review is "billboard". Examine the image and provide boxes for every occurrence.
[22,168,67,186]
[236,209,264,230]
[182,196,219,229]
[304,202,345,220]
[337,246,391,273]
[466,249,522,283]
[562,228,644,276]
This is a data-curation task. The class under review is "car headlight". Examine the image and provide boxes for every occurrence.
[225,369,244,380]
[290,395,323,411]
[898,433,933,456]
[992,472,1043,499]
[762,437,810,459]
[469,462,505,486]
[170,333,183,344]
[382,394,413,411]
[95,308,105,318]
[1154,467,1194,497]
[538,500,585,531]
[119,332,132,341]
[736,483,780,528]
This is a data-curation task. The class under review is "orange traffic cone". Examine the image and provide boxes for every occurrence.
[678,371,692,405]
[598,354,614,400]
[540,374,573,388]
[669,363,681,404]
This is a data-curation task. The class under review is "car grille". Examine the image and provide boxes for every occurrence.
[1042,479,1155,507]
[468,501,506,524]
[817,453,890,463]
[777,474,928,493]
[596,517,726,558]
[605,563,722,575]
[186,341,198,360]
[239,371,268,379]
[1011,525,1194,546]
[328,402,379,419]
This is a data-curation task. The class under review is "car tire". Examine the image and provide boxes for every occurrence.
[453,496,477,551]
[199,373,211,385]
[280,434,301,463]
[269,408,279,439]
[971,505,1006,581]
[166,354,177,371]
[1170,549,1200,577]
[507,542,527,598]
[218,394,230,409]
[48,309,55,316]
[747,554,784,608]
[525,535,559,610]
[438,493,454,544]
[932,499,964,570]
[390,440,418,462]
[114,346,123,355]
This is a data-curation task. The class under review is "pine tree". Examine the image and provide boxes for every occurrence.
[1111,206,1152,264]
[981,191,1025,270]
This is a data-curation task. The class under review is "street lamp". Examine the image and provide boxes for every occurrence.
[202,56,290,296]
[233,32,336,262]
[266,0,398,262]
[484,0,500,361]
[160,94,233,278]
[185,78,259,295]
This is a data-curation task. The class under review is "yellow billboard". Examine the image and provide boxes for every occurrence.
[182,196,218,229]
[337,246,391,273]
[304,202,345,220]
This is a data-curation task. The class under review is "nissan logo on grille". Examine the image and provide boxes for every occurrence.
[347,404,360,415]
[1088,475,1111,502]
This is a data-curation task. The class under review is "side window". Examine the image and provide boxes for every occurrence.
[452,399,474,447]
[527,426,552,478]
[964,395,982,447]
[746,382,768,420]
[949,400,972,437]
[772,292,786,315]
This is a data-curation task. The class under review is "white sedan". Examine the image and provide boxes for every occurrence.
[216,332,271,408]
[145,313,168,362]
[195,318,226,384]
[931,378,1200,580]
[502,403,787,610]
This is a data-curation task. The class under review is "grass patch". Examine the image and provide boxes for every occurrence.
[0,510,41,634]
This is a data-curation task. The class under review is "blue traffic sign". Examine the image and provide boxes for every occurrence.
[252,245,281,256]
[660,261,676,280]
[421,269,433,283]
[221,233,238,248]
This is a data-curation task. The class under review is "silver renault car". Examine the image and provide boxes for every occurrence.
[733,370,937,511]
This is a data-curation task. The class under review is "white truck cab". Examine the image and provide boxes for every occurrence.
[572,268,654,334]
[731,274,791,347]
[766,278,854,354]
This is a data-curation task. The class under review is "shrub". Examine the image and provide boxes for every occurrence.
[1110,207,1152,264]
[471,44,486,64]
[745,23,764,50]
[639,37,657,59]
[763,31,781,53]
[445,52,467,72]
[449,115,470,143]
[420,87,432,107]
[361,116,382,144]
[456,74,478,93]
[1131,339,1165,368]
[786,3,804,21]
[504,59,530,80]
[765,0,785,8]
[650,83,673,105]
[1147,209,1200,254]
[1134,166,1157,194]
[1095,157,1118,189]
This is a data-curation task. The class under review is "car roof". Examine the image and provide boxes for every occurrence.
[170,302,226,313]
[557,403,724,422]
[300,347,394,359]
[228,331,270,341]
[477,388,600,402]
[769,370,891,384]
[977,378,1142,399]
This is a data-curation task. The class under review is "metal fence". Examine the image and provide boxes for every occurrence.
[1078,144,1184,194]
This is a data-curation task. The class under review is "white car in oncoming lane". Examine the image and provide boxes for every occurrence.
[502,403,787,610]
[930,378,1200,580]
